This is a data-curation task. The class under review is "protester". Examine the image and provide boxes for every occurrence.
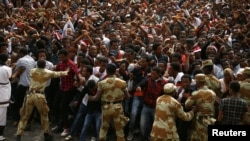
[218,81,248,125]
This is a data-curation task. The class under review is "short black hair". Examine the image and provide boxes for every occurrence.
[80,58,90,66]
[87,80,97,89]
[152,42,162,51]
[193,69,204,77]
[0,53,8,65]
[106,64,116,75]
[229,81,240,93]
[171,53,182,61]
[170,62,181,72]
[151,66,161,75]
[58,49,68,56]
[38,49,47,55]
[141,54,151,62]
[83,65,93,74]
[19,47,28,55]
[37,59,46,68]
[181,74,192,82]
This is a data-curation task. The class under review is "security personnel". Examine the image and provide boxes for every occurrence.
[88,63,130,141]
[185,73,216,141]
[15,60,68,141]
[239,67,250,125]
[201,59,221,117]
[151,83,195,141]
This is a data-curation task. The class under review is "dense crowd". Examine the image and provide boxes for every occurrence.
[0,0,249,141]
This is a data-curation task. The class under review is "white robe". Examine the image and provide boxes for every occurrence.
[0,65,12,125]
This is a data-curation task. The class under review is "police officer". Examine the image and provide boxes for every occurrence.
[88,63,130,141]
[185,73,216,141]
[151,83,195,141]
[15,60,68,141]
[239,67,250,125]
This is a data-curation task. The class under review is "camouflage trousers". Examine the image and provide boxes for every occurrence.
[188,116,215,141]
[16,93,50,135]
[99,103,129,141]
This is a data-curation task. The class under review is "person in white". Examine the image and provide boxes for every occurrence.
[0,53,12,140]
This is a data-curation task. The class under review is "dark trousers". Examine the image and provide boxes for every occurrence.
[12,85,29,122]
[52,89,75,129]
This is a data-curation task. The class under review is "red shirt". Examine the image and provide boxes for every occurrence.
[56,59,78,91]
[142,77,168,108]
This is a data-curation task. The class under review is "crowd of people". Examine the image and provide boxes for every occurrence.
[0,0,249,141]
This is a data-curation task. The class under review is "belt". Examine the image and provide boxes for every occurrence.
[0,101,9,105]
[0,82,9,85]
[28,90,45,94]
[102,100,122,105]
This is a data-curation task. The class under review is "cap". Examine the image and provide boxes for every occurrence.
[207,45,218,52]
[106,63,117,70]
[193,45,201,53]
[80,40,88,47]
[163,83,176,94]
[243,67,250,75]
[195,74,206,82]
[201,59,213,69]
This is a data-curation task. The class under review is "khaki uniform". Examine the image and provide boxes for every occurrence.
[205,74,222,98]
[240,79,250,124]
[185,86,216,141]
[205,74,221,118]
[16,68,67,135]
[151,95,194,141]
[98,76,129,141]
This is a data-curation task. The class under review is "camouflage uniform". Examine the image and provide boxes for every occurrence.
[16,68,67,135]
[240,78,250,124]
[185,86,216,141]
[205,74,222,98]
[98,76,129,141]
[205,74,221,118]
[151,94,194,141]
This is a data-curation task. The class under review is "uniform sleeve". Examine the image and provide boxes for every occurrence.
[175,101,194,121]
[185,91,196,109]
[45,69,67,78]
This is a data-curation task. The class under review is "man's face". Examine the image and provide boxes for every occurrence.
[181,77,191,89]
[58,54,68,63]
[0,46,7,54]
[151,70,160,80]
[89,46,98,57]
[110,42,119,51]
[168,66,174,76]
[38,52,46,60]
